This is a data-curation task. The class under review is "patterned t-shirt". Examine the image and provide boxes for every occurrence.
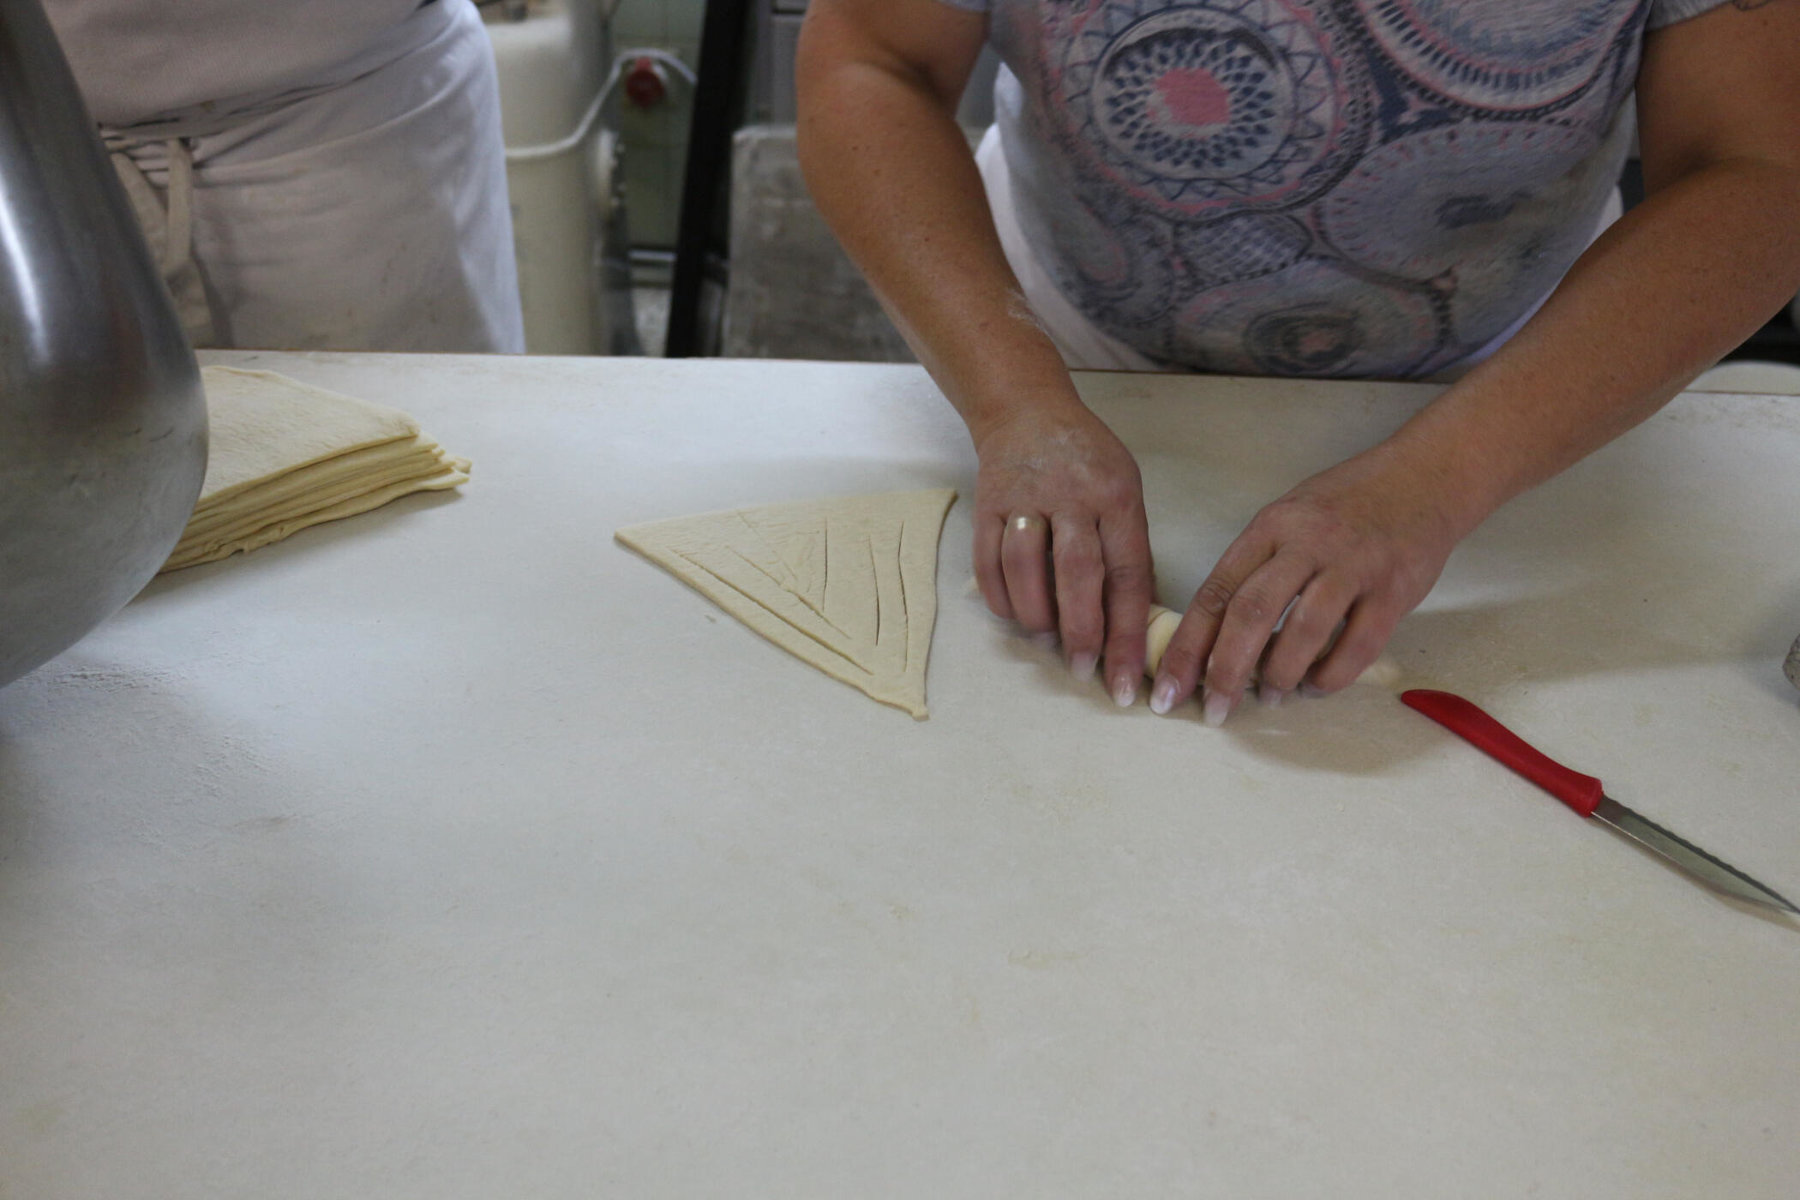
[942,0,1729,377]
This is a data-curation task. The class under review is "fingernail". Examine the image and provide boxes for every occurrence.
[1150,676,1178,715]
[1259,684,1288,708]
[1069,652,1097,682]
[1112,673,1137,708]
[1203,690,1232,728]
[1301,683,1328,699]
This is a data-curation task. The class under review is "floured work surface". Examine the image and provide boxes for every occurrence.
[617,488,957,718]
[6,353,1800,1200]
[160,367,469,572]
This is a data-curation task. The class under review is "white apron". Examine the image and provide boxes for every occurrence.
[97,0,524,353]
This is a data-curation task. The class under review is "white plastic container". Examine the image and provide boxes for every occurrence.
[483,0,625,355]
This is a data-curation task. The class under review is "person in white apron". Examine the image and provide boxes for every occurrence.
[43,0,525,353]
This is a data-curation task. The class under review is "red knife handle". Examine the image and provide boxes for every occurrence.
[1401,689,1604,817]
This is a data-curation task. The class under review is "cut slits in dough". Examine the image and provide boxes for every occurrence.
[616,488,957,719]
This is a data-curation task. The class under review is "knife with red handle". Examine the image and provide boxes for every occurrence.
[1401,689,1798,915]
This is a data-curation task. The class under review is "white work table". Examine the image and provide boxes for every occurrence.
[3,350,1797,1197]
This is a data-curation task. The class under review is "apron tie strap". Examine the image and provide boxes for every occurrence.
[104,134,216,347]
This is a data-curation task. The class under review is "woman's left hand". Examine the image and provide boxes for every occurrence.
[1148,441,1472,724]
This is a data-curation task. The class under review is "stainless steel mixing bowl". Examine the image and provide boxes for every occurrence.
[0,0,207,689]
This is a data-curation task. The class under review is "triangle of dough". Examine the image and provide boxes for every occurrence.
[160,367,469,572]
[616,488,957,719]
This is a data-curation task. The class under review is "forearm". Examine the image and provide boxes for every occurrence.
[1387,157,1800,536]
[795,20,1083,445]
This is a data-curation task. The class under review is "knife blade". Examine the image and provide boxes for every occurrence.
[1401,689,1798,916]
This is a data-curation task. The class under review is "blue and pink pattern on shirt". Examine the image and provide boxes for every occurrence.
[956,0,1721,376]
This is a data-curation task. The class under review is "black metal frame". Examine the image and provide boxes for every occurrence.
[664,0,753,358]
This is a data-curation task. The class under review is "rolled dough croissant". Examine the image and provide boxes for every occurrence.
[1142,604,1400,689]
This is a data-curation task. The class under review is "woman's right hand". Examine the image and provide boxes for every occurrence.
[970,401,1156,707]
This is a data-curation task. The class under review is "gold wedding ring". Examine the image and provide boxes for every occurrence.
[1008,514,1048,535]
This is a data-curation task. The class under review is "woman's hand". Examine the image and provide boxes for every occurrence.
[1150,441,1469,725]
[1145,0,1800,728]
[970,402,1156,706]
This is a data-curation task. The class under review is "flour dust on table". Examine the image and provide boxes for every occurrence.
[616,488,958,718]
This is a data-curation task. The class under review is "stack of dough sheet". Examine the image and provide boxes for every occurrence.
[160,366,470,573]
